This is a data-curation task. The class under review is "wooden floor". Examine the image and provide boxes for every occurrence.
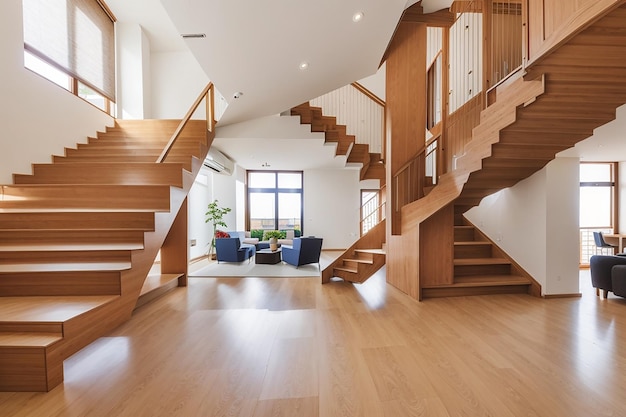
[1,265,625,416]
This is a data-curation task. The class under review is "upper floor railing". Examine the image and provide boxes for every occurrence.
[157,82,215,163]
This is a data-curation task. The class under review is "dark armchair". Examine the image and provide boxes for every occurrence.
[611,265,626,298]
[215,237,256,263]
[589,255,626,298]
[282,237,323,269]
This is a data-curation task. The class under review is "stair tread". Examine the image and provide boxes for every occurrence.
[0,262,132,273]
[334,266,358,273]
[0,295,118,322]
[354,248,386,254]
[344,258,374,264]
[0,243,144,252]
[140,273,182,295]
[454,241,490,246]
[454,258,510,265]
[0,332,63,347]
[424,275,531,288]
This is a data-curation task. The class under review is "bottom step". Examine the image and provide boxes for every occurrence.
[422,275,532,298]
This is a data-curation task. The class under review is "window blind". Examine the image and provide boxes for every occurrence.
[23,0,116,101]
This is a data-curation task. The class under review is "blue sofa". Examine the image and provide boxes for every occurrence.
[282,237,323,269]
[215,237,256,263]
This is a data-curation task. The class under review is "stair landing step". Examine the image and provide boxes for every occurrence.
[424,275,531,288]
[0,295,118,323]
[136,273,182,309]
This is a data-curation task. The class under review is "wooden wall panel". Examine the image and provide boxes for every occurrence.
[386,21,427,235]
[527,0,546,60]
[527,0,623,64]
[419,204,454,287]
[386,226,420,300]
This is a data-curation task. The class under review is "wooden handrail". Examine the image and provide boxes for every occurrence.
[157,82,214,163]
[350,82,386,107]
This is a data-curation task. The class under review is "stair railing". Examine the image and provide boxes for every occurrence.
[157,82,215,163]
[309,82,385,159]
[361,193,386,236]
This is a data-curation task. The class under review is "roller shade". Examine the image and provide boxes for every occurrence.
[23,0,116,101]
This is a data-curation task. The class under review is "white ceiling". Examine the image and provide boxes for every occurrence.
[105,0,626,171]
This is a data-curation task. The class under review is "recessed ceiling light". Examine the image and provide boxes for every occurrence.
[352,11,364,23]
[299,62,309,70]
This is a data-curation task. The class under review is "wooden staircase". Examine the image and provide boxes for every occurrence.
[322,219,386,284]
[422,221,539,298]
[404,4,626,298]
[290,102,385,185]
[0,118,211,391]
[290,102,387,284]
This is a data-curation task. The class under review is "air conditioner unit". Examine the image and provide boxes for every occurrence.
[203,148,234,175]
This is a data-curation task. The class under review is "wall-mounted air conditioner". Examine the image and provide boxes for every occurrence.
[203,148,234,175]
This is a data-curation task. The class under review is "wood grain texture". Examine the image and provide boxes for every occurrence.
[0,271,624,415]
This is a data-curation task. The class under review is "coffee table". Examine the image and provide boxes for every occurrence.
[255,248,281,264]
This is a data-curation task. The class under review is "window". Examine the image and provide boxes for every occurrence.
[247,171,303,233]
[22,0,116,113]
[361,190,379,235]
[579,162,617,265]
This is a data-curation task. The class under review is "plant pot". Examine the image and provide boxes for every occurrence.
[269,237,278,251]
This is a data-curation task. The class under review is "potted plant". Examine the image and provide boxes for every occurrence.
[263,230,282,251]
[205,200,231,259]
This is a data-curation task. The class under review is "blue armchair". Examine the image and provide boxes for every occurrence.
[282,237,323,269]
[215,237,256,263]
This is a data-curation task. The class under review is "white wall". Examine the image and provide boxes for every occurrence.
[116,23,152,119]
[357,63,386,101]
[0,0,113,183]
[150,51,210,119]
[188,167,238,259]
[465,157,580,296]
[304,168,361,249]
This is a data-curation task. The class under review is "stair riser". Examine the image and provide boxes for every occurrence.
[0,212,154,231]
[0,186,171,210]
[454,245,492,258]
[0,272,121,296]
[454,264,511,276]
[422,284,530,298]
[0,230,145,245]
[454,228,476,241]
[15,166,184,187]
[0,249,131,263]
[0,347,50,391]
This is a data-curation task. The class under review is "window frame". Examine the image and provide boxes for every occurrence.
[246,170,304,233]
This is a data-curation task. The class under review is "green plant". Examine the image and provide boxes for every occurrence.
[250,229,264,240]
[263,230,282,241]
[205,200,231,258]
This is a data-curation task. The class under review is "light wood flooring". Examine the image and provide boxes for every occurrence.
[1,265,625,416]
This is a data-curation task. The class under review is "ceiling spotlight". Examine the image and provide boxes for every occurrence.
[233,92,243,99]
[352,11,364,22]
[299,61,309,70]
